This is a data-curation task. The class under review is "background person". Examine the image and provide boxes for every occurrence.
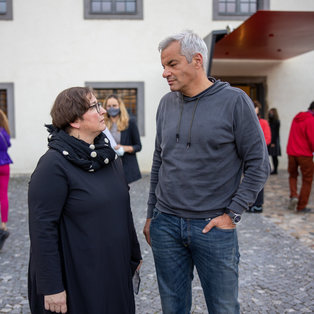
[0,109,12,250]
[28,87,141,313]
[286,101,314,212]
[268,108,281,175]
[247,101,271,213]
[143,31,270,314]
[104,94,142,184]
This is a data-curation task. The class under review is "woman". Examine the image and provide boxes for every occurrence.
[0,109,12,250]
[104,95,142,184]
[268,108,281,174]
[247,101,271,213]
[28,87,141,313]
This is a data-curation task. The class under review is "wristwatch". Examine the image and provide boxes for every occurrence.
[227,210,242,225]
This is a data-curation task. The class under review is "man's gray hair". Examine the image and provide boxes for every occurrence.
[158,30,208,71]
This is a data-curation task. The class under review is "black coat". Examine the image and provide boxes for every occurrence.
[120,118,142,184]
[268,119,281,156]
[28,149,141,313]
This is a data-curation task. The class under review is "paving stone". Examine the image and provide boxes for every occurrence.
[0,171,313,313]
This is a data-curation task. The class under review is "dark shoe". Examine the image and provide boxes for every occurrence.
[246,207,255,213]
[270,171,278,175]
[246,206,263,213]
[0,229,10,250]
[252,206,263,213]
[296,208,312,213]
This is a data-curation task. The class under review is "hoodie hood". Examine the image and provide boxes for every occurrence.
[293,111,313,123]
[175,77,230,102]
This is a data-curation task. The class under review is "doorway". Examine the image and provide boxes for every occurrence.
[216,76,267,118]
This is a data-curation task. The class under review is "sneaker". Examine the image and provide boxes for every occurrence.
[288,197,298,211]
[247,206,263,213]
[253,206,263,213]
[0,229,10,250]
[296,208,312,213]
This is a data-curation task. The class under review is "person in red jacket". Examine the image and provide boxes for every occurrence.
[247,101,271,213]
[286,101,314,212]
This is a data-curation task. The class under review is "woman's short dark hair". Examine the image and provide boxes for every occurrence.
[309,101,314,111]
[50,87,94,130]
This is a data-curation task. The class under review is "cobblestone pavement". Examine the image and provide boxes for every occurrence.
[0,171,313,313]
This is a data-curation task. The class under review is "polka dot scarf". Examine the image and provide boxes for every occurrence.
[46,124,117,172]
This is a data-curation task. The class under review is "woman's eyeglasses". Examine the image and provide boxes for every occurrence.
[89,102,103,114]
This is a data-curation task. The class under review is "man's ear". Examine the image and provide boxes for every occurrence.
[192,53,203,69]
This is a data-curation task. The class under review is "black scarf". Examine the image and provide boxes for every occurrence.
[46,124,116,172]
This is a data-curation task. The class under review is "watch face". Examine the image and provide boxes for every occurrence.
[233,215,241,224]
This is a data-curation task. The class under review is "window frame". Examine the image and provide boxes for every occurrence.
[0,0,13,20]
[85,81,145,136]
[0,83,15,138]
[213,0,269,21]
[84,0,143,20]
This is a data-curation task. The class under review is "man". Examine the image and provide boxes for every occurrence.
[286,101,314,212]
[143,31,270,313]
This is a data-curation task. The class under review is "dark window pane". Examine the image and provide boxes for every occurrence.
[116,2,126,12]
[240,3,249,13]
[227,3,236,12]
[0,3,7,14]
[126,2,135,12]
[102,2,112,12]
[91,2,102,12]
[94,88,137,117]
[0,90,8,116]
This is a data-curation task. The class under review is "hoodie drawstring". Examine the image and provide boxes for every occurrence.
[176,97,200,149]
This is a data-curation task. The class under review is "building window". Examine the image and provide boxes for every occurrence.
[0,0,13,20]
[213,0,269,20]
[0,83,15,137]
[85,81,145,135]
[84,0,143,19]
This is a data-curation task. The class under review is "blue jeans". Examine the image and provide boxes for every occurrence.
[150,209,240,314]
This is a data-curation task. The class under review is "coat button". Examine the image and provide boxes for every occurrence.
[104,158,109,164]
[89,144,95,150]
[90,151,97,158]
[62,150,69,156]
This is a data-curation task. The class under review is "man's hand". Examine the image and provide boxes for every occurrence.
[44,290,67,313]
[143,218,152,246]
[202,213,235,233]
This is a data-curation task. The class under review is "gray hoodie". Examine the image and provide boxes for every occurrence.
[147,79,270,219]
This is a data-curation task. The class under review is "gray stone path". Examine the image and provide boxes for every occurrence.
[0,174,313,313]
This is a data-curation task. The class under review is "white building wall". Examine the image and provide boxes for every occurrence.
[1,0,313,173]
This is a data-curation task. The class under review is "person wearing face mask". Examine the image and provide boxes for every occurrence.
[104,95,142,184]
[268,108,281,175]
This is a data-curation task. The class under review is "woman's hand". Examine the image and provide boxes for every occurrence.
[44,290,67,313]
[115,144,134,154]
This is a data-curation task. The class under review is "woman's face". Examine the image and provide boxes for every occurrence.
[105,97,121,118]
[105,97,120,110]
[78,94,107,136]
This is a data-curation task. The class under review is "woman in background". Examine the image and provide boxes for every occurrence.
[0,109,12,250]
[268,108,281,175]
[247,101,271,213]
[104,95,142,184]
